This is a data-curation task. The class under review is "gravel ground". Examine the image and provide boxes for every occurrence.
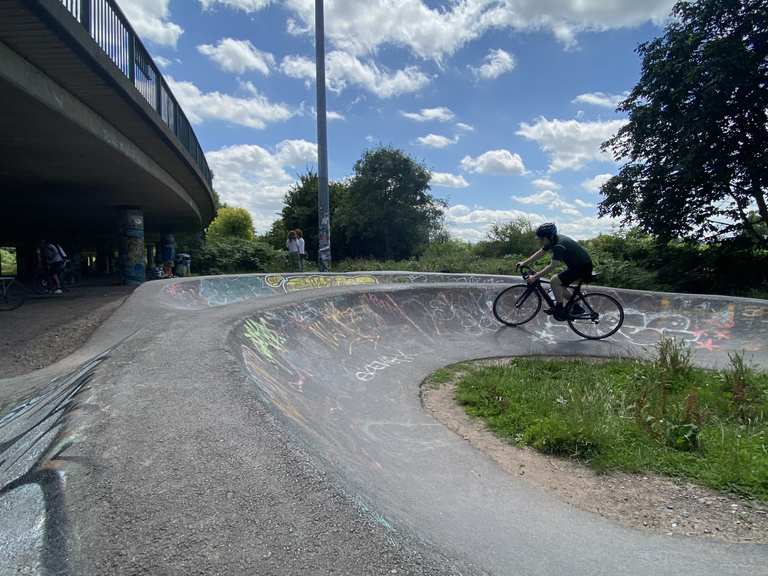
[0,285,135,378]
[422,358,768,544]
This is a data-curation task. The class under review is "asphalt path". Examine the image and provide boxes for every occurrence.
[2,273,767,575]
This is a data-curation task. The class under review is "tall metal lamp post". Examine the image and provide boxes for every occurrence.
[315,0,331,272]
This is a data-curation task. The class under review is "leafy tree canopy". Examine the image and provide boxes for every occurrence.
[601,0,768,246]
[207,206,255,241]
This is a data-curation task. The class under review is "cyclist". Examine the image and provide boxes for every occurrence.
[42,239,67,294]
[517,223,593,320]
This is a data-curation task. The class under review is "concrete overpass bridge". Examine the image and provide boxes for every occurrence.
[0,0,217,283]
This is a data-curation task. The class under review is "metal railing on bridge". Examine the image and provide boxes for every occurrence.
[59,0,213,187]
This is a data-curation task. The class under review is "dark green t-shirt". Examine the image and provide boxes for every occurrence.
[545,234,592,270]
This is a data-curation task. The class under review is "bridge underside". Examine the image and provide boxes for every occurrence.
[1,72,199,243]
[0,0,215,247]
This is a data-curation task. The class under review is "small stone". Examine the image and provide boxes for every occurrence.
[672,523,678,528]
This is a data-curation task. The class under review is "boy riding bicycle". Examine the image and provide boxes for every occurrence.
[517,223,593,321]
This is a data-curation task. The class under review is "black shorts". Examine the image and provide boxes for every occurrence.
[558,264,593,287]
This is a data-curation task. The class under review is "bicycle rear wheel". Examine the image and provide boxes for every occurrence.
[568,292,624,340]
[0,281,26,311]
[493,284,542,327]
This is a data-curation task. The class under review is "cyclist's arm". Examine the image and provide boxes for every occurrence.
[532,259,563,281]
[520,249,545,267]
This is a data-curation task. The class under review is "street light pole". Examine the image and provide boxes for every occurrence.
[315,0,331,272]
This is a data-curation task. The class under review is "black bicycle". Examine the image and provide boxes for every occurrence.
[0,276,27,311]
[493,265,625,340]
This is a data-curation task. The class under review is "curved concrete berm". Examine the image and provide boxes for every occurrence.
[1,273,767,575]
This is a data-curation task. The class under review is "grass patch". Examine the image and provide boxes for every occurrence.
[454,343,768,501]
[425,362,474,389]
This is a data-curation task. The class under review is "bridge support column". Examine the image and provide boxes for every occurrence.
[118,208,145,285]
[160,234,176,265]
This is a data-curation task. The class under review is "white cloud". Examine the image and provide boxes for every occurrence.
[119,0,183,47]
[558,215,620,240]
[207,139,317,232]
[279,0,675,60]
[573,91,628,109]
[167,78,294,129]
[280,54,316,85]
[198,38,275,75]
[401,107,455,122]
[456,122,475,132]
[327,111,345,121]
[446,204,545,242]
[279,52,430,98]
[199,0,272,11]
[431,172,470,188]
[472,48,516,80]
[574,199,593,208]
[513,190,559,205]
[582,173,614,193]
[417,134,459,148]
[461,150,526,175]
[532,178,561,190]
[517,117,627,172]
[154,55,172,69]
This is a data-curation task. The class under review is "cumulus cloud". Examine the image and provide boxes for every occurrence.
[401,107,455,122]
[417,134,459,148]
[278,52,430,98]
[558,215,620,239]
[445,204,545,242]
[153,55,172,69]
[582,173,614,193]
[277,0,674,60]
[456,122,475,132]
[207,139,317,231]
[532,178,561,190]
[517,117,627,172]
[199,0,272,11]
[167,78,294,129]
[461,150,526,175]
[431,172,470,188]
[574,198,593,208]
[513,190,559,205]
[573,91,629,109]
[472,48,516,80]
[198,38,275,75]
[119,0,183,47]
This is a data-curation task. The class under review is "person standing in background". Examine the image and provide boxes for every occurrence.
[296,229,305,272]
[286,230,300,271]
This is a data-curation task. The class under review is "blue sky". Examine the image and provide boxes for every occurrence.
[117,0,678,240]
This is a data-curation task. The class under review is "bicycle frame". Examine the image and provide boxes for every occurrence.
[517,266,597,320]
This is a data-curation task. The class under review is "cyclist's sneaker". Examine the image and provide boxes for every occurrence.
[54,289,63,295]
[570,303,586,316]
[546,303,568,321]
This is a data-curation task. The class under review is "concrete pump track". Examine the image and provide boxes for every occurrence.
[2,272,767,575]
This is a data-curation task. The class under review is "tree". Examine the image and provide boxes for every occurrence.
[487,217,539,256]
[207,207,255,241]
[601,0,768,245]
[337,147,446,260]
[277,172,349,259]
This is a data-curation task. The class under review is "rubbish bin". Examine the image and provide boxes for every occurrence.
[175,253,192,277]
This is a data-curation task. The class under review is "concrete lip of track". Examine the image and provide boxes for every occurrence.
[1,272,767,575]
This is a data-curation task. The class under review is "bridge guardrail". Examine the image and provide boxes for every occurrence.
[58,0,213,188]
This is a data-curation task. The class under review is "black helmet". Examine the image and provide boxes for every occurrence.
[536,223,558,239]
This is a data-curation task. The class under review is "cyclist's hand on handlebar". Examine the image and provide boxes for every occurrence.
[526,273,539,285]
[516,261,525,270]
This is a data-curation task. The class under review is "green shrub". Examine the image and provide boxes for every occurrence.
[196,238,287,275]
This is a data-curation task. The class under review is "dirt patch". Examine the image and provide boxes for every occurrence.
[0,285,134,379]
[422,358,768,544]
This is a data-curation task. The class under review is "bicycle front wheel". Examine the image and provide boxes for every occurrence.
[0,281,26,311]
[493,284,542,327]
[568,292,624,340]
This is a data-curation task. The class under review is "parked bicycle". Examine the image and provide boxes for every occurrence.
[0,276,27,311]
[493,265,625,340]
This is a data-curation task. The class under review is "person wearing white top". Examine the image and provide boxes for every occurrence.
[286,230,300,271]
[296,229,306,272]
